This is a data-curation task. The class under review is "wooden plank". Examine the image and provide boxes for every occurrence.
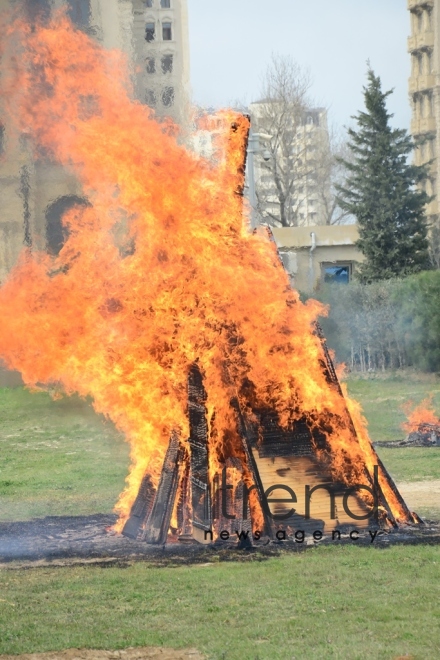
[121,473,156,540]
[142,433,184,545]
[188,364,212,533]
[231,396,275,538]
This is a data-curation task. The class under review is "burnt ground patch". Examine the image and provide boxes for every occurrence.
[0,514,439,569]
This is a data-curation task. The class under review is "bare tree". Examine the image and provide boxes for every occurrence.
[250,54,348,227]
[314,127,353,225]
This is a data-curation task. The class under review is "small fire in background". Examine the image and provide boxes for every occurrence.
[401,397,440,446]
[0,8,414,533]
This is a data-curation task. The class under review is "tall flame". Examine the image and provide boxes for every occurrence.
[0,10,411,528]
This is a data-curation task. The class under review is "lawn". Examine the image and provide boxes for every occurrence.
[1,374,440,523]
[1,545,440,659]
[1,376,440,659]
[0,388,129,522]
[346,371,440,442]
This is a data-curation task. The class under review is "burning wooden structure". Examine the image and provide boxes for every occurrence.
[122,351,415,545]
[120,117,416,546]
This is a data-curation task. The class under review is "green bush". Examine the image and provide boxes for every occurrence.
[303,271,440,373]
[306,280,407,371]
[397,270,440,372]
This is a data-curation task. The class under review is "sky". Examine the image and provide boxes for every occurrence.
[187,0,411,132]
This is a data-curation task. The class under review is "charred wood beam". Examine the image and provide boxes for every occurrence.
[313,322,341,390]
[231,396,275,538]
[142,432,185,545]
[188,364,212,532]
[177,455,192,538]
[375,455,415,524]
[231,114,250,198]
[122,473,156,540]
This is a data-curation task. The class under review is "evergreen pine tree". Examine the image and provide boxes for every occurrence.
[337,69,431,283]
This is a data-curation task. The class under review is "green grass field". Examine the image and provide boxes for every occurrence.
[0,388,129,522]
[347,371,440,442]
[1,546,440,659]
[1,375,440,659]
[1,374,440,522]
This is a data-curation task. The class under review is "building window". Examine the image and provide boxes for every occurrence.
[162,86,175,107]
[145,0,154,6]
[0,124,4,156]
[145,22,155,42]
[145,89,157,107]
[67,0,90,28]
[427,50,433,73]
[45,196,90,256]
[146,57,156,74]
[160,0,171,7]
[321,262,352,285]
[161,54,173,73]
[162,21,172,40]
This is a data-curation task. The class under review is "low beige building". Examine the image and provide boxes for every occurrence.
[272,224,364,292]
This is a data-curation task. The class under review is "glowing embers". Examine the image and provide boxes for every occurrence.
[122,363,414,546]
[406,423,440,446]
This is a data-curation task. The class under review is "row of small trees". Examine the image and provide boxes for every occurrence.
[309,271,440,373]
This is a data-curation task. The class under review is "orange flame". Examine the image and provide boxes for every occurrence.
[402,396,439,434]
[0,11,412,529]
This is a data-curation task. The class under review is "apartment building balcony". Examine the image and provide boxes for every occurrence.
[409,74,436,93]
[408,0,434,10]
[408,31,435,52]
[411,116,437,134]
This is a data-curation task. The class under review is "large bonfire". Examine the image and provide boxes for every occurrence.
[0,10,413,530]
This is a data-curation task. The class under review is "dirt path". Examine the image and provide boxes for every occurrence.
[397,479,440,511]
[0,649,205,660]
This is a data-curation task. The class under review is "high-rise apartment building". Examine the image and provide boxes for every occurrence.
[19,0,190,123]
[132,0,190,125]
[249,102,332,227]
[408,0,439,228]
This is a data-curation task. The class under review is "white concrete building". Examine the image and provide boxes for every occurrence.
[132,0,190,125]
[249,102,332,227]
